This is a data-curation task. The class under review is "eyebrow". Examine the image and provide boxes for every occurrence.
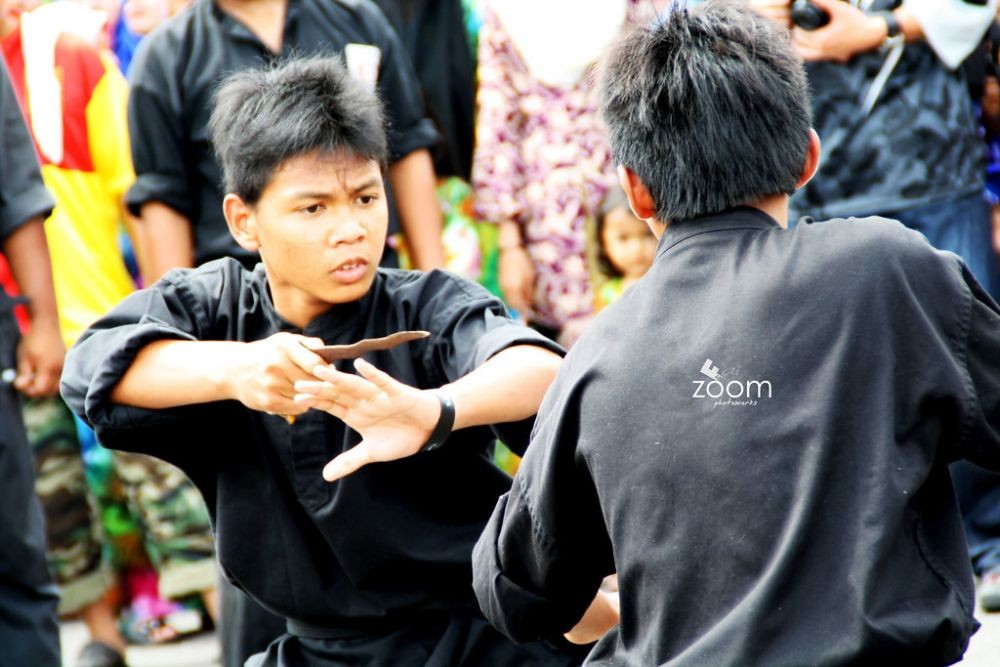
[287,179,381,201]
[348,178,381,194]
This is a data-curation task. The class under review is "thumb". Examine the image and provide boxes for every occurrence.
[13,349,36,391]
[323,441,373,482]
[299,336,326,350]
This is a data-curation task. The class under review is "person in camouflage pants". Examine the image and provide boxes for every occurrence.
[23,395,217,632]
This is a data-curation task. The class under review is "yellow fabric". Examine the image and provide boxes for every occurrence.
[40,62,135,347]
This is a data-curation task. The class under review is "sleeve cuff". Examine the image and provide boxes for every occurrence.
[472,494,576,643]
[0,184,54,237]
[125,172,194,219]
[80,319,198,430]
[471,315,566,372]
[388,118,441,163]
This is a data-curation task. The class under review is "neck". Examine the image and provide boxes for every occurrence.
[215,0,287,53]
[646,193,791,239]
[747,193,790,229]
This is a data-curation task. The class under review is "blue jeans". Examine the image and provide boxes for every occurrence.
[885,193,1000,576]
[886,193,999,297]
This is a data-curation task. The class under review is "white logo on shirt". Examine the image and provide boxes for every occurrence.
[692,358,771,407]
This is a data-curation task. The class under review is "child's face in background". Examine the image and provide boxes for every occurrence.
[601,207,657,280]
[122,0,169,35]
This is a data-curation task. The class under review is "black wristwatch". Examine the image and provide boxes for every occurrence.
[874,10,902,48]
[421,390,455,452]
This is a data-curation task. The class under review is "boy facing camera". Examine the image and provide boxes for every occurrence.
[472,2,1000,664]
[61,56,586,665]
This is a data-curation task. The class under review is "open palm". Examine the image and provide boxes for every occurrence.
[293,358,441,481]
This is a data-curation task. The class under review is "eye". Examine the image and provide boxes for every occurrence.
[300,203,324,215]
[356,194,379,206]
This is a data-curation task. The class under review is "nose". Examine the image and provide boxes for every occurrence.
[327,216,366,247]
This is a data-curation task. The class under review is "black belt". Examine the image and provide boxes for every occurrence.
[286,611,451,641]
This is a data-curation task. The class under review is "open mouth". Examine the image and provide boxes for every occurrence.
[331,258,369,284]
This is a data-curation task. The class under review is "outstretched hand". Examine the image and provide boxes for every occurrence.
[293,358,441,482]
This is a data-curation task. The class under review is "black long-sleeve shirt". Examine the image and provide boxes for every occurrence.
[61,262,562,630]
[474,207,1000,665]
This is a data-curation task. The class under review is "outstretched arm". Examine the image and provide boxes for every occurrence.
[110,332,327,417]
[292,344,562,481]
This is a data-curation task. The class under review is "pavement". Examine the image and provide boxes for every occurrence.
[58,595,1000,666]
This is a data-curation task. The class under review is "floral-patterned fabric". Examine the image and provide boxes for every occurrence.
[471,6,619,342]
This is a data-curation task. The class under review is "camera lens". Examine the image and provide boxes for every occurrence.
[790,0,830,31]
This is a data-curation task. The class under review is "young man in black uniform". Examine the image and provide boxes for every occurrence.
[128,3,447,658]
[61,56,593,666]
[472,2,1000,664]
[0,60,64,667]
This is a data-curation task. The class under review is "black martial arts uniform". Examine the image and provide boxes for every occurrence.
[61,261,580,666]
[473,207,1000,665]
[0,60,61,667]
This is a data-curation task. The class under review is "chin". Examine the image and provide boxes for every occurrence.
[330,276,376,304]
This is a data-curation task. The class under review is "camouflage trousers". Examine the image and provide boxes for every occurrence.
[23,396,217,614]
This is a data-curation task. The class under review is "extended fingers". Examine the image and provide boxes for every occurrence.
[353,358,402,396]
[309,364,382,400]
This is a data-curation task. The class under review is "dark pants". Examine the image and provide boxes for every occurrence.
[0,292,60,666]
[888,193,1000,577]
[220,576,286,667]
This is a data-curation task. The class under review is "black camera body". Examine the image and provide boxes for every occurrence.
[790,0,830,31]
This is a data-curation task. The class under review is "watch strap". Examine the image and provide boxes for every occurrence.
[875,10,901,40]
[421,390,455,452]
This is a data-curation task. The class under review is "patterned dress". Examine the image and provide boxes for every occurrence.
[471,6,619,343]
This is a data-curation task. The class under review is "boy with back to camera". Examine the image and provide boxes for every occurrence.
[61,55,599,665]
[471,1,1000,664]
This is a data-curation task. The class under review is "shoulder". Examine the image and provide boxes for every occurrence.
[128,1,204,83]
[795,215,951,269]
[376,268,503,309]
[791,215,968,305]
[158,257,259,307]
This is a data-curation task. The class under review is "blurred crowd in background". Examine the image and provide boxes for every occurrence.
[1,1,1000,666]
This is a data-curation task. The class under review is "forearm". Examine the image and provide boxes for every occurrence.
[138,201,194,283]
[2,217,60,330]
[444,345,562,430]
[387,150,446,270]
[110,339,243,408]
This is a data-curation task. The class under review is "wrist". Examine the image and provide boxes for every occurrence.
[216,342,251,402]
[872,10,902,48]
[862,14,890,52]
[498,220,524,251]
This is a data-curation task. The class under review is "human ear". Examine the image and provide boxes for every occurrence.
[617,165,657,221]
[795,129,822,190]
[223,194,260,252]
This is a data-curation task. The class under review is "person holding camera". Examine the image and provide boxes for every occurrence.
[751,0,1000,614]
